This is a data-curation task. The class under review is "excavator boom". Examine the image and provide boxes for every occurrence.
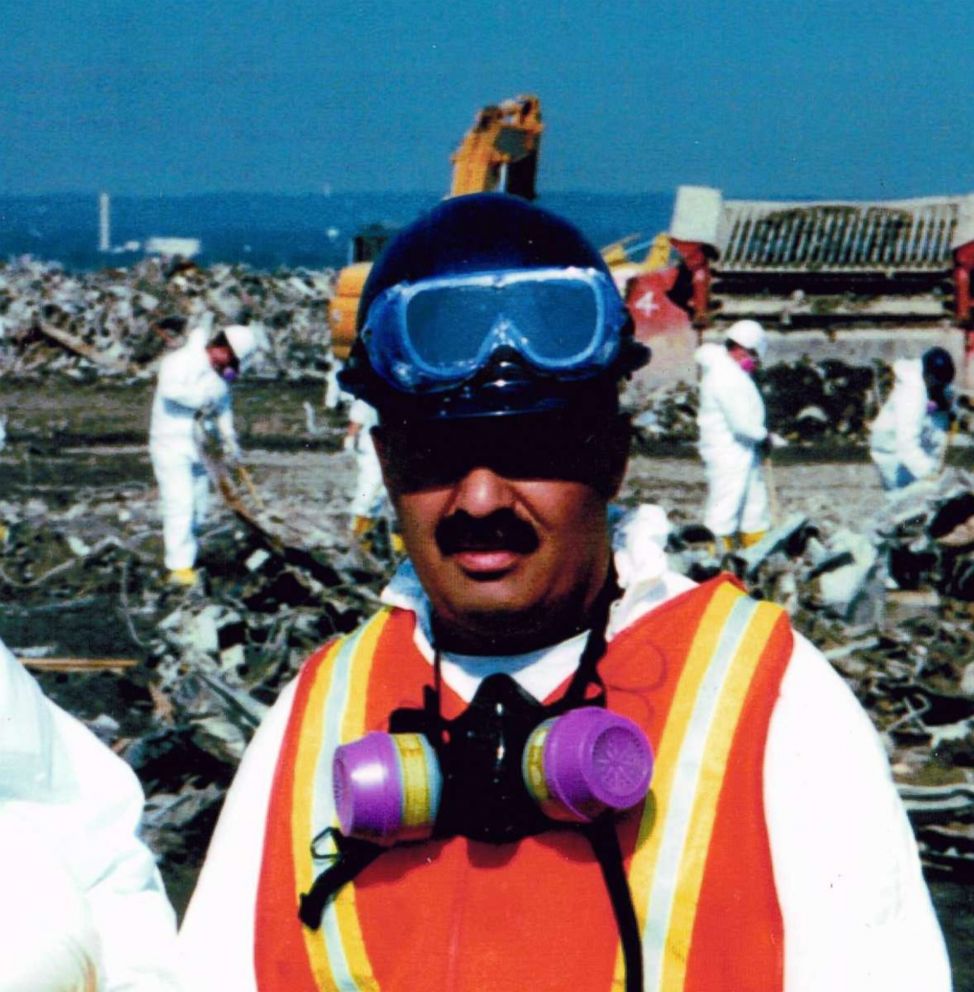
[449,95,543,199]
[329,95,544,361]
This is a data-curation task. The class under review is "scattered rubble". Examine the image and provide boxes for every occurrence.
[2,257,974,910]
[0,447,394,911]
[0,255,335,380]
[4,444,972,897]
[663,469,974,878]
[631,355,973,447]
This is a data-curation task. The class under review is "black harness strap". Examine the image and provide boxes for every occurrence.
[559,563,620,710]
[584,816,644,992]
[298,829,384,929]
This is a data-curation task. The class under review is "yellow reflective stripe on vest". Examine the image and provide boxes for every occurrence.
[618,584,781,991]
[295,610,391,991]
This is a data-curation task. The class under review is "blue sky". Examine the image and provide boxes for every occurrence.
[1,1,969,199]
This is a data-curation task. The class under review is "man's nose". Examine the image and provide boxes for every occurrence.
[448,466,516,517]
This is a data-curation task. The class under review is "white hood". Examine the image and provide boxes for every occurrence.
[891,357,924,389]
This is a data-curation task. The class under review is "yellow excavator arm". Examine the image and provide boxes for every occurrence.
[601,232,673,274]
[449,95,543,200]
[329,95,544,361]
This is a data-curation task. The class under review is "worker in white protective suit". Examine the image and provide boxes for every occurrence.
[869,347,956,491]
[0,637,180,991]
[695,319,774,549]
[344,397,397,550]
[149,322,262,586]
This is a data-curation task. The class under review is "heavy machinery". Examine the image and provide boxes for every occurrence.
[328,225,397,363]
[447,94,543,200]
[609,184,974,387]
[328,95,544,362]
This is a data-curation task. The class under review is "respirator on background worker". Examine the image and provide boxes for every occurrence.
[332,672,653,847]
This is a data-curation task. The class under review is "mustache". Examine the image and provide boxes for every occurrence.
[435,510,540,556]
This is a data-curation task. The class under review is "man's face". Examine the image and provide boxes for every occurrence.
[728,342,759,374]
[375,412,630,654]
[207,344,239,381]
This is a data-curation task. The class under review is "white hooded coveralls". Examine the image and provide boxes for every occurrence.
[0,638,180,991]
[347,399,387,520]
[694,342,770,538]
[149,328,239,570]
[869,357,951,490]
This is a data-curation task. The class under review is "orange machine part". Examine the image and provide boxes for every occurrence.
[328,261,373,361]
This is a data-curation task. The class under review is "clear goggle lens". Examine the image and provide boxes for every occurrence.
[362,268,626,392]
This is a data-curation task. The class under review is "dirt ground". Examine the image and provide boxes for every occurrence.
[2,377,973,986]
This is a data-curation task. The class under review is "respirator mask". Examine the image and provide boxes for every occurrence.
[333,673,652,847]
[298,575,653,992]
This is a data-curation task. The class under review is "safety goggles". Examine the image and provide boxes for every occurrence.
[361,267,629,393]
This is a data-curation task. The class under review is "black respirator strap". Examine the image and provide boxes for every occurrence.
[584,817,644,992]
[559,562,620,710]
[299,829,384,929]
[299,821,644,988]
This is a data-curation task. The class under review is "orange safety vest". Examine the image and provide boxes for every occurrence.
[256,575,792,991]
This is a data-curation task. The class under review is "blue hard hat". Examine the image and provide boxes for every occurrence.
[339,194,649,420]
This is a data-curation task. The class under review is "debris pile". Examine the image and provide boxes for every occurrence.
[665,470,974,878]
[6,450,973,891]
[0,256,336,379]
[761,357,885,443]
[3,256,974,901]
[0,462,394,910]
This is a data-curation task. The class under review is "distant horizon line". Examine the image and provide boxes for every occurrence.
[7,186,970,202]
[0,188,675,199]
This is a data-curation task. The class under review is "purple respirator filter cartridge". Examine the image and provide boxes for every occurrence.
[333,732,442,846]
[333,708,652,845]
[522,708,654,822]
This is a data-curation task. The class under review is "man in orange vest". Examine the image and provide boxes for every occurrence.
[178,195,949,991]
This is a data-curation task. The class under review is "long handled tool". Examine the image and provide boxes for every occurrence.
[938,418,959,475]
[236,463,265,512]
[765,453,780,524]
